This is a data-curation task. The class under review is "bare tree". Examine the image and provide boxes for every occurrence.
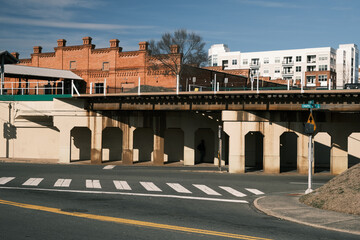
[148,29,207,77]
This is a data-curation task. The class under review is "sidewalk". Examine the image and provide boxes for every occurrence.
[254,193,360,236]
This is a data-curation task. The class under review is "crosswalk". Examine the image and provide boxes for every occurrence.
[0,176,265,198]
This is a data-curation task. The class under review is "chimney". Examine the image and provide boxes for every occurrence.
[110,39,120,48]
[82,36,92,45]
[170,45,179,54]
[139,41,149,51]
[57,39,67,47]
[33,46,42,54]
[11,52,19,59]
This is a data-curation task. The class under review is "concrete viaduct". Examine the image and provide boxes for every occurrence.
[1,89,360,175]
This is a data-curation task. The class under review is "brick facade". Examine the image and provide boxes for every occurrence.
[14,37,182,93]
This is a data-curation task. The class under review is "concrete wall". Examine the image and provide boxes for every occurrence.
[1,98,359,175]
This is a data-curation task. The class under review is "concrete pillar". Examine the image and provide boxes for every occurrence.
[90,115,103,164]
[224,122,245,173]
[58,126,72,163]
[330,131,348,175]
[153,113,165,165]
[122,125,135,165]
[297,131,310,174]
[183,127,195,165]
[263,122,281,174]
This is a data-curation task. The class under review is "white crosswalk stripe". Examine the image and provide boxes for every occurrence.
[193,184,221,196]
[0,177,15,185]
[103,165,116,170]
[167,183,192,194]
[23,178,44,186]
[245,188,264,195]
[140,182,162,192]
[54,179,72,187]
[219,186,247,197]
[86,180,101,189]
[113,180,132,190]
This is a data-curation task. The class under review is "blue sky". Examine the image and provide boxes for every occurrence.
[1,0,359,59]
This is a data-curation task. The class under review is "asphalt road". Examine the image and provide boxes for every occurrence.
[0,163,358,240]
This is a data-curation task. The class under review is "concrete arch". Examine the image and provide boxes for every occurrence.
[164,128,184,163]
[348,133,360,168]
[280,132,298,172]
[245,131,263,172]
[70,127,91,162]
[195,128,215,164]
[314,132,331,173]
[102,127,122,162]
[133,128,153,163]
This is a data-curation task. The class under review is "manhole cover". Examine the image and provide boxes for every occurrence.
[61,208,88,213]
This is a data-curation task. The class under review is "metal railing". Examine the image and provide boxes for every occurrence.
[1,81,64,95]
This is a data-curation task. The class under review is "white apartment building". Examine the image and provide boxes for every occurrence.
[208,44,359,89]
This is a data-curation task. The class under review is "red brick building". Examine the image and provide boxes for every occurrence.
[7,37,255,93]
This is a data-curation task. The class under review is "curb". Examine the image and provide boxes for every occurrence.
[253,196,360,236]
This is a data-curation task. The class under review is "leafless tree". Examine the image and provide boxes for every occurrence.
[148,29,207,77]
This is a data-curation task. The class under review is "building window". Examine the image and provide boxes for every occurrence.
[243,59,248,65]
[264,58,269,64]
[319,55,328,61]
[275,57,280,63]
[319,75,327,82]
[70,61,76,70]
[307,55,316,63]
[307,76,316,84]
[296,56,302,62]
[222,60,228,68]
[232,59,237,65]
[319,65,328,71]
[307,66,316,72]
[263,69,269,74]
[102,62,110,71]
[296,66,301,72]
[95,83,104,94]
[275,68,280,73]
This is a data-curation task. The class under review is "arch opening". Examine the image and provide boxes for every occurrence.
[245,131,263,172]
[70,127,91,162]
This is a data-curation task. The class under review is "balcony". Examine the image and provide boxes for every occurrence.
[282,70,294,76]
[282,60,294,66]
[249,62,260,69]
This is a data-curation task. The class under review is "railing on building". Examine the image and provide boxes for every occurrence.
[1,81,64,95]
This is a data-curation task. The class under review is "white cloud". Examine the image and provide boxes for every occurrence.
[236,0,302,8]
[0,17,155,31]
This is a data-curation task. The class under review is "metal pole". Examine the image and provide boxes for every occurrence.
[218,125,222,171]
[214,74,216,94]
[176,75,179,94]
[328,78,332,90]
[301,74,304,93]
[1,55,4,95]
[104,78,106,96]
[90,82,93,94]
[306,108,314,194]
[256,72,259,94]
[138,76,141,95]
[251,75,254,91]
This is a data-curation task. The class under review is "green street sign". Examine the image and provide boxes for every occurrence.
[302,104,313,108]
[302,101,321,109]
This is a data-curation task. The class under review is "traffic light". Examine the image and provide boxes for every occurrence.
[304,123,314,135]
[3,123,16,139]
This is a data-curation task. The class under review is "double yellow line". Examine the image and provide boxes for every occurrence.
[0,199,271,240]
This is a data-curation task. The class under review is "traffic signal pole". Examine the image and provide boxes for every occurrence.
[305,109,314,194]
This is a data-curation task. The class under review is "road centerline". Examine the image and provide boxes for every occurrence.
[0,198,270,240]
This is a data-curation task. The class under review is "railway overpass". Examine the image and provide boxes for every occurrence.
[1,89,360,174]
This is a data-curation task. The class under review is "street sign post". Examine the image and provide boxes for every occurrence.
[302,100,320,194]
